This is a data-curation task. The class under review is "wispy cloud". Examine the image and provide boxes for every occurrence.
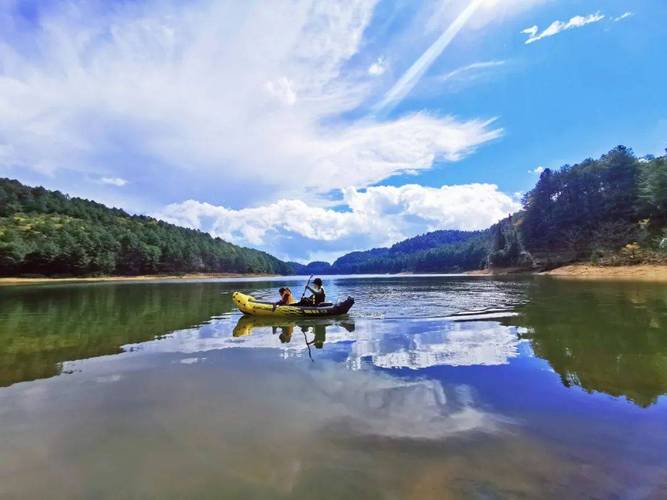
[0,0,501,210]
[613,12,633,22]
[100,177,128,187]
[529,166,544,175]
[373,0,487,114]
[438,60,506,83]
[522,12,605,45]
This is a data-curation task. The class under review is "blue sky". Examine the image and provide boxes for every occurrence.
[0,0,665,262]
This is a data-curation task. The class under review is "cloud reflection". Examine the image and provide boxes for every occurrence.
[127,316,523,371]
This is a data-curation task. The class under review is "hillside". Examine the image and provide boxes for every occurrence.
[2,146,665,278]
[298,146,667,274]
[490,146,667,269]
[327,230,489,274]
[0,179,292,276]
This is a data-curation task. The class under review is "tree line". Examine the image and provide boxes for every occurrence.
[298,145,667,273]
[513,145,666,267]
[1,145,665,277]
[0,179,292,276]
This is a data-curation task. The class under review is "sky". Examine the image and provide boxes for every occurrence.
[0,0,665,263]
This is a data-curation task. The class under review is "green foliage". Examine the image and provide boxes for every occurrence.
[316,145,667,273]
[3,144,666,277]
[488,220,522,268]
[520,146,667,264]
[0,178,292,276]
[326,230,489,274]
[639,154,667,218]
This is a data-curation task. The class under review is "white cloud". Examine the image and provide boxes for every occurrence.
[265,77,297,106]
[438,60,506,83]
[529,166,544,175]
[373,0,487,114]
[100,176,128,187]
[368,57,387,76]
[522,12,605,44]
[157,183,520,261]
[521,25,539,38]
[0,0,502,208]
[373,0,545,113]
[613,12,633,22]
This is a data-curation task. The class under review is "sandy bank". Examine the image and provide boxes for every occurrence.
[0,273,279,286]
[541,264,667,282]
[468,264,667,282]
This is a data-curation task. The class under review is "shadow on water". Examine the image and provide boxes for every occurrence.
[508,278,667,407]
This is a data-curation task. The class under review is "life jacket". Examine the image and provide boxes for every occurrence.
[311,286,325,305]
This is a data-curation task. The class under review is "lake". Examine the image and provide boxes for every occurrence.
[1,275,666,499]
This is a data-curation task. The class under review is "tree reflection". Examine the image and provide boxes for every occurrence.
[513,279,667,407]
[0,283,231,387]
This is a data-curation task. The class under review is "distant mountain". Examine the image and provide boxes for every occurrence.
[290,230,490,275]
[328,230,491,274]
[388,229,480,253]
[0,178,292,276]
[286,260,332,275]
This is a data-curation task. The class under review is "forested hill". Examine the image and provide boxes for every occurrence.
[327,230,488,274]
[499,145,667,268]
[0,178,292,276]
[288,229,490,274]
[296,145,667,274]
[2,145,665,278]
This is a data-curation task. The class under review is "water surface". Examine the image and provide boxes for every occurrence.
[1,276,666,498]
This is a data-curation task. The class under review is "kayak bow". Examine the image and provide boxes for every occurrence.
[232,291,354,317]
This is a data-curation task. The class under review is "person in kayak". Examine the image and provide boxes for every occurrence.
[276,287,295,305]
[299,278,326,306]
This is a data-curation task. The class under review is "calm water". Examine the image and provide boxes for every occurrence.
[1,276,666,499]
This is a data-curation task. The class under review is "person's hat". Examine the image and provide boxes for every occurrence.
[313,278,323,286]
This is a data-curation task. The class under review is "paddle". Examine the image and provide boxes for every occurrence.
[300,274,314,302]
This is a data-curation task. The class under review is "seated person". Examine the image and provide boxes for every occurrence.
[299,278,326,306]
[276,287,295,305]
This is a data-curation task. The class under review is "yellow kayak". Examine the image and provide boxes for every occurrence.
[232,291,354,318]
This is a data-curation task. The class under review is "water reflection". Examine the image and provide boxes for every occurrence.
[2,277,667,409]
[233,316,356,343]
[2,278,667,498]
[0,283,233,387]
[132,316,358,361]
[348,320,523,370]
[513,280,667,407]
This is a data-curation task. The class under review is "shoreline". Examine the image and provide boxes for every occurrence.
[0,273,279,286]
[470,264,667,282]
[540,264,667,282]
[2,264,666,285]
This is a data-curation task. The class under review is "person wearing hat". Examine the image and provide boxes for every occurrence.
[301,278,326,306]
